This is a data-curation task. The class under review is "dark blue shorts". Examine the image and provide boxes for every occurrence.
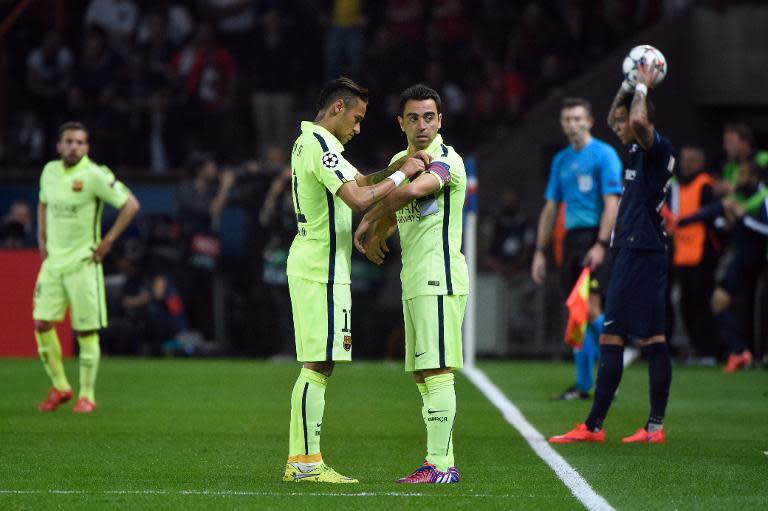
[603,247,668,339]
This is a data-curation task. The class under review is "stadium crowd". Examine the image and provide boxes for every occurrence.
[1,0,765,368]
[4,0,693,170]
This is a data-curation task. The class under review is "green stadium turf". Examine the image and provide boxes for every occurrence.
[0,358,765,510]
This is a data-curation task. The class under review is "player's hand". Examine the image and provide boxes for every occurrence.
[531,249,547,284]
[400,157,426,179]
[363,235,389,265]
[637,60,660,89]
[220,169,237,189]
[410,150,433,165]
[354,218,372,254]
[92,237,114,263]
[665,214,679,234]
[582,243,605,271]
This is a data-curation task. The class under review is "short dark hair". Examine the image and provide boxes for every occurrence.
[58,121,88,140]
[399,84,442,115]
[619,94,655,123]
[316,77,368,111]
[724,123,754,146]
[561,97,592,117]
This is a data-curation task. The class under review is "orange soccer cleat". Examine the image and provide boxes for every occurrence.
[72,397,97,414]
[622,427,666,444]
[723,350,753,373]
[549,423,605,443]
[37,387,73,412]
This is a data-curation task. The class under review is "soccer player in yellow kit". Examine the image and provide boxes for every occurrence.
[355,84,468,483]
[34,122,140,413]
[282,78,430,483]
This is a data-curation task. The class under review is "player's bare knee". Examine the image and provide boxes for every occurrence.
[421,368,452,378]
[599,333,624,346]
[710,288,730,314]
[303,361,334,377]
[34,320,54,332]
[639,335,665,347]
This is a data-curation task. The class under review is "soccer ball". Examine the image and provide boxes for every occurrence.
[622,45,667,87]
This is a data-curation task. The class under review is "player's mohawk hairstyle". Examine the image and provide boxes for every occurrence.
[316,77,369,111]
[399,84,442,115]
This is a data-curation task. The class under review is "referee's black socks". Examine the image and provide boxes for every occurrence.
[645,342,672,432]
[585,344,624,432]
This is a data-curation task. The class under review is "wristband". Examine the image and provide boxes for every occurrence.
[635,83,648,95]
[597,239,610,249]
[387,170,406,186]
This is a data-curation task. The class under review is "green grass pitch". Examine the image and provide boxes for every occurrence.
[1,358,766,510]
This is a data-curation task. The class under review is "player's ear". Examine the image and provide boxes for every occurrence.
[333,98,344,115]
[437,113,443,130]
[397,115,405,132]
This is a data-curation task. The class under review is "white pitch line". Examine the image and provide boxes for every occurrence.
[0,489,507,498]
[462,366,615,511]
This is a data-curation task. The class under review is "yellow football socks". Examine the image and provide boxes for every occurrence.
[288,368,328,461]
[424,373,456,471]
[35,329,70,391]
[77,333,100,402]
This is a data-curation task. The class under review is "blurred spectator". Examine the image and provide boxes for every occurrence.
[176,153,235,341]
[110,49,170,168]
[85,0,140,53]
[199,0,257,64]
[677,159,768,371]
[137,9,178,77]
[251,8,298,153]
[136,1,194,48]
[168,22,238,159]
[259,164,295,357]
[67,28,122,157]
[25,31,73,129]
[8,112,46,167]
[721,123,768,194]
[1,201,36,248]
[103,241,186,355]
[669,145,722,360]
[484,188,534,276]
[325,0,366,81]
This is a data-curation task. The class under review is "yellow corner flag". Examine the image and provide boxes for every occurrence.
[564,267,591,348]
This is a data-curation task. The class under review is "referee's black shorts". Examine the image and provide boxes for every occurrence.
[561,228,612,297]
[603,247,668,339]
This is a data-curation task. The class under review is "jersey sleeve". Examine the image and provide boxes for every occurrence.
[544,156,561,202]
[647,131,676,175]
[38,164,50,203]
[600,146,623,195]
[425,160,452,190]
[313,149,357,195]
[90,165,131,208]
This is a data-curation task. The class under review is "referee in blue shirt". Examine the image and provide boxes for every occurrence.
[531,97,622,401]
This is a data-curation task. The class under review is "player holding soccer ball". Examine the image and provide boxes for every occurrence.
[550,48,675,444]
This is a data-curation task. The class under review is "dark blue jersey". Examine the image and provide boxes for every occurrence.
[611,131,675,252]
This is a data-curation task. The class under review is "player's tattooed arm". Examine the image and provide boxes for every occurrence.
[629,87,654,149]
[630,61,659,150]
[608,82,632,130]
[355,150,431,186]
[355,155,409,186]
